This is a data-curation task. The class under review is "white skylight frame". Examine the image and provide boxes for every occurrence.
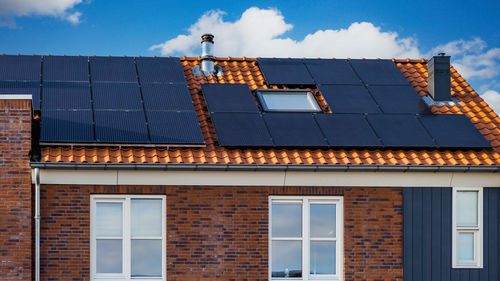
[256,89,322,112]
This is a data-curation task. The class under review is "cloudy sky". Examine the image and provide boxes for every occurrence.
[1,0,499,113]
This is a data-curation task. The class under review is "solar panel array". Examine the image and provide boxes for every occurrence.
[204,59,491,149]
[0,55,205,145]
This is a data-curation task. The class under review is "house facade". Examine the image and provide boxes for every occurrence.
[0,44,499,281]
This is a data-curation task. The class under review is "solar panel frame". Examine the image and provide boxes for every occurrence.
[210,112,273,146]
[94,110,149,143]
[147,111,204,144]
[90,56,138,82]
[419,114,491,148]
[349,59,410,85]
[263,113,328,147]
[142,83,195,111]
[92,82,143,110]
[315,114,382,147]
[201,84,260,113]
[40,110,94,143]
[43,55,89,82]
[136,57,186,83]
[257,58,315,85]
[0,55,41,81]
[366,114,437,147]
[318,84,381,114]
[42,81,91,110]
[304,59,361,84]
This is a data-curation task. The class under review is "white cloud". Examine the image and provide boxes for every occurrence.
[0,0,83,25]
[481,90,500,115]
[150,7,422,59]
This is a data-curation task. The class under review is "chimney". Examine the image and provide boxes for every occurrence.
[428,53,451,101]
[201,34,215,74]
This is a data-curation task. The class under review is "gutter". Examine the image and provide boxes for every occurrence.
[34,167,40,281]
[30,162,500,173]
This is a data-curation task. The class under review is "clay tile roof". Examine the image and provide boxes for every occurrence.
[41,58,500,166]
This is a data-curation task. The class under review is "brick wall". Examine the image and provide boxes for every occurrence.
[40,185,402,281]
[344,187,404,281]
[0,99,32,280]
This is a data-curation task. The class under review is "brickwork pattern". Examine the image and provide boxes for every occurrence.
[0,99,32,280]
[40,185,402,281]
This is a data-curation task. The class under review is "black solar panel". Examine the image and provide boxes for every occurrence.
[92,82,142,110]
[43,56,89,82]
[90,56,137,82]
[0,81,40,110]
[40,110,94,142]
[0,55,41,81]
[257,58,315,85]
[304,59,361,84]
[349,59,409,85]
[319,85,380,113]
[94,111,149,143]
[419,114,491,148]
[368,85,422,113]
[42,82,91,110]
[142,83,194,111]
[263,113,327,146]
[315,114,382,147]
[367,114,436,147]
[211,112,273,146]
[136,57,186,83]
[201,84,259,113]
[147,111,204,144]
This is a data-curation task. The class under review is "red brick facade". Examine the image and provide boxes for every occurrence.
[0,99,32,280]
[39,185,402,281]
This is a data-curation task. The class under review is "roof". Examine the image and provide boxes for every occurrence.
[39,57,500,166]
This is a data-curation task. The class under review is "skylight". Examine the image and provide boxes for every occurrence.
[256,89,321,112]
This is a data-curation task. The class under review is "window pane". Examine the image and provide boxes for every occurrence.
[271,241,302,278]
[310,204,336,238]
[261,92,319,112]
[458,232,475,261]
[96,202,122,237]
[96,239,122,273]
[131,239,162,277]
[272,203,302,237]
[131,199,162,237]
[310,241,336,275]
[456,191,478,226]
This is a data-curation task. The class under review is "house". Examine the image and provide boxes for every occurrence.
[0,34,499,281]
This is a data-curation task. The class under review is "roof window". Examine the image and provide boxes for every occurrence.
[256,89,321,112]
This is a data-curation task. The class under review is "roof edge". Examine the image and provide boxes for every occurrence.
[30,162,500,173]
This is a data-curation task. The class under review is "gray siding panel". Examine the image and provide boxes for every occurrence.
[404,187,500,281]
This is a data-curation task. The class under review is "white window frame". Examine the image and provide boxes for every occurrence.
[256,89,322,112]
[90,194,166,281]
[452,187,483,268]
[269,196,343,281]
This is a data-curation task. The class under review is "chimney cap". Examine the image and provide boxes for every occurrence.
[438,52,446,56]
[201,34,214,43]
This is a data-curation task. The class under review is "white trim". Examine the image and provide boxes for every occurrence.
[35,169,500,188]
[90,195,166,281]
[0,94,32,100]
[452,187,483,268]
[269,196,343,281]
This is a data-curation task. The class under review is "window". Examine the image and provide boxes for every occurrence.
[257,90,321,112]
[91,195,166,281]
[452,187,483,268]
[269,196,343,281]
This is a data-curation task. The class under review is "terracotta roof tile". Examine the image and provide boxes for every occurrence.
[41,58,500,166]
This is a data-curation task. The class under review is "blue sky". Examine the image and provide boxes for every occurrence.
[1,0,500,112]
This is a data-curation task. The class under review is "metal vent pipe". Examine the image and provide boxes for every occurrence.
[201,34,215,74]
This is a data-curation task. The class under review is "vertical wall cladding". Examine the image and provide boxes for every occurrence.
[343,187,404,281]
[403,187,500,281]
[0,99,32,280]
